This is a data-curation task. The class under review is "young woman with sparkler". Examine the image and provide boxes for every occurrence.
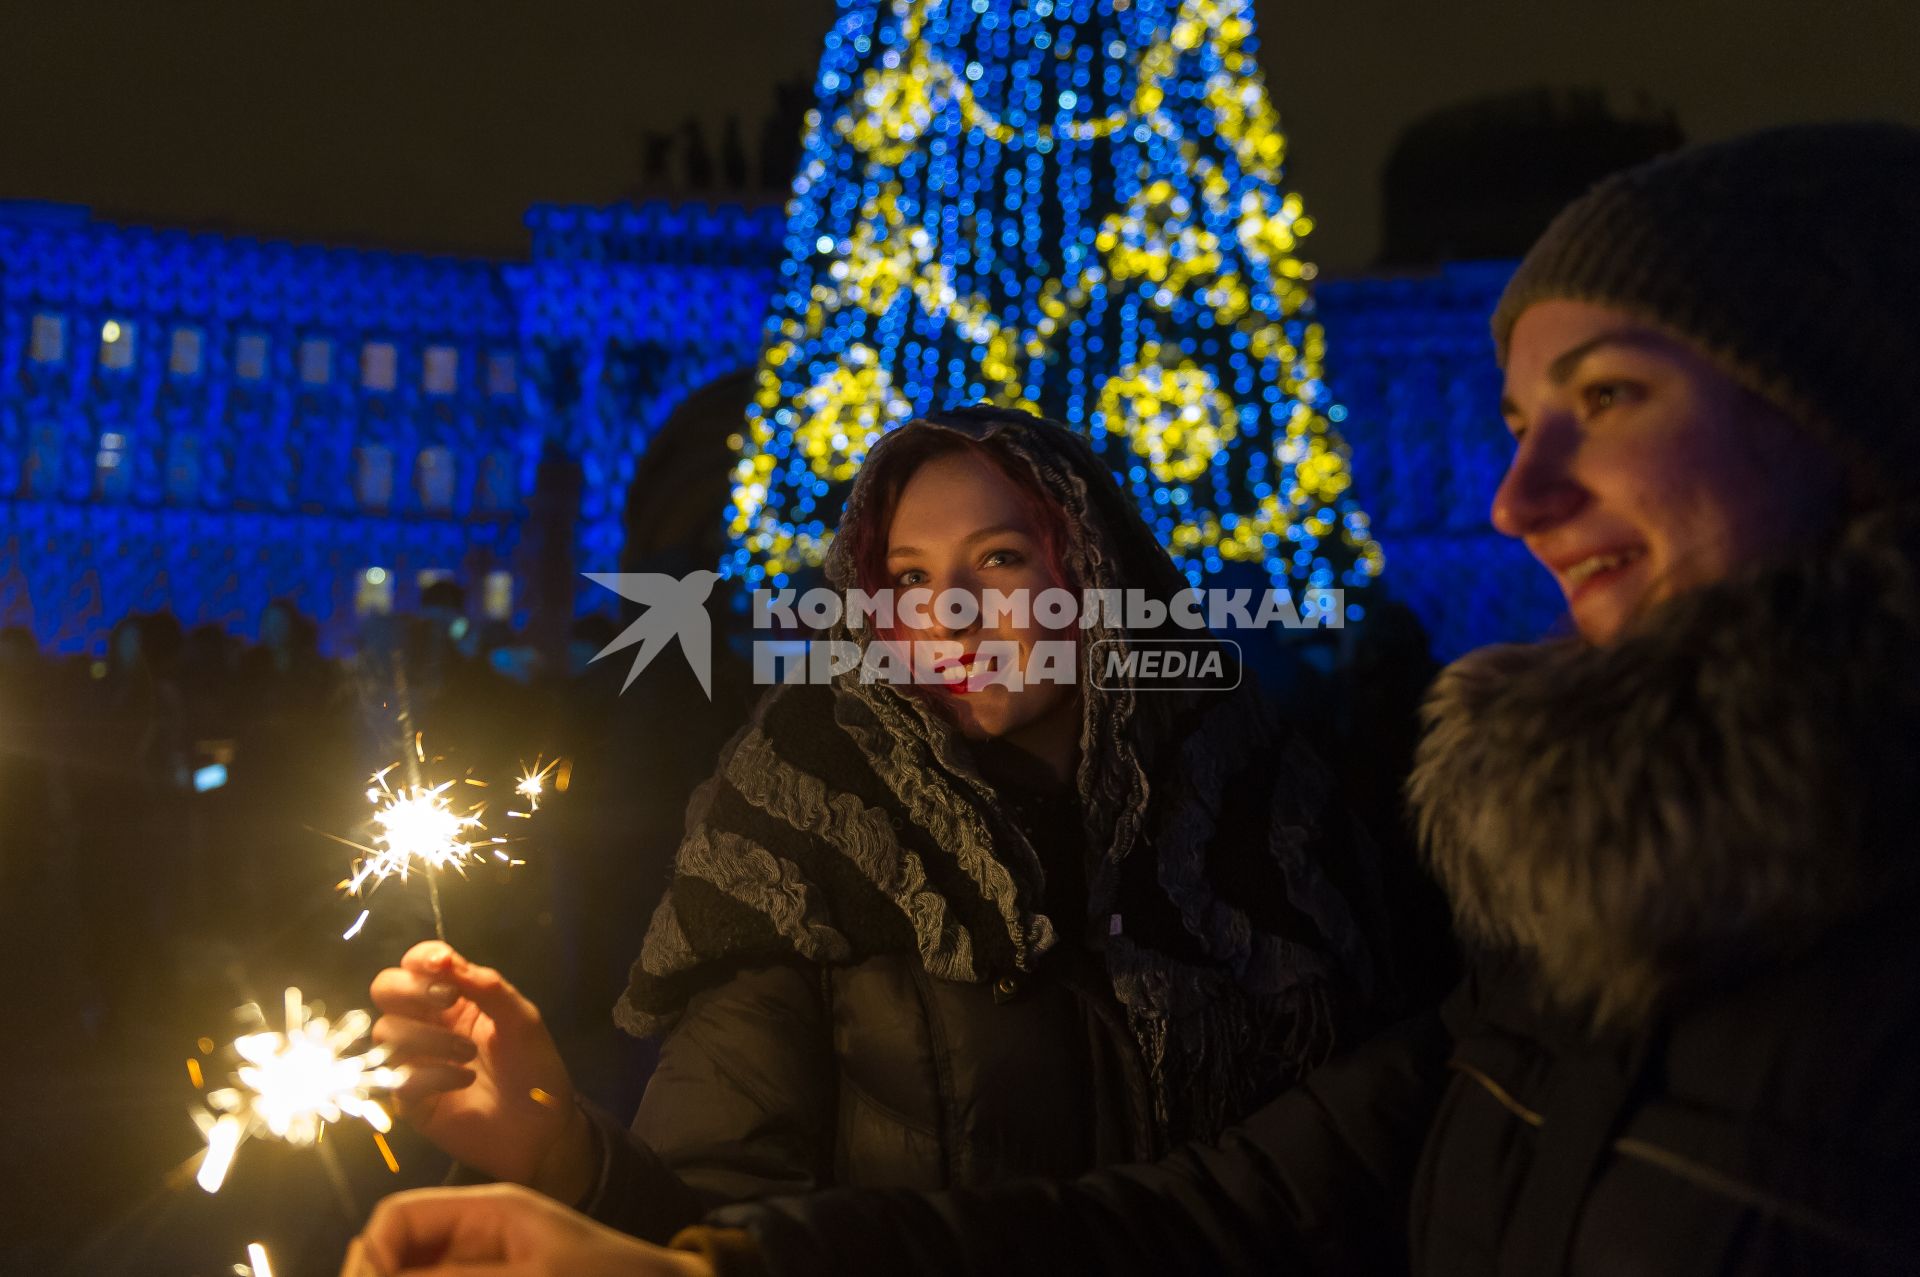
[366,405,1387,1242]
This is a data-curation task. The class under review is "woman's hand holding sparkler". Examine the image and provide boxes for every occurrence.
[341,1184,711,1277]
[370,941,596,1204]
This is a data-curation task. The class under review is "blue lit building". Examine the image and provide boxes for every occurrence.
[1316,264,1562,659]
[510,203,784,577]
[0,199,1549,662]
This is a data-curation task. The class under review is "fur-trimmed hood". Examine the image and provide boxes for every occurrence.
[1409,508,1920,1030]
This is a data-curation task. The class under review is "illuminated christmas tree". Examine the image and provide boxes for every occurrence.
[728,0,1383,591]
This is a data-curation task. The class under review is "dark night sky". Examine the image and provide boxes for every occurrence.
[3,0,1917,270]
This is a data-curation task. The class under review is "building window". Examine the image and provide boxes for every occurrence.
[361,342,397,392]
[416,445,456,512]
[169,327,204,377]
[235,332,270,381]
[355,566,394,617]
[483,570,514,621]
[29,314,65,364]
[354,443,394,509]
[486,352,518,397]
[98,320,136,371]
[23,422,62,496]
[95,431,131,498]
[165,433,202,503]
[423,345,459,396]
[475,449,516,512]
[298,338,333,386]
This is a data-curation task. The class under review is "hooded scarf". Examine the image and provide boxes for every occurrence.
[619,406,1381,1142]
[1409,506,1920,1032]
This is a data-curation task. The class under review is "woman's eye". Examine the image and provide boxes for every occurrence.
[982,548,1024,568]
[894,569,925,587]
[1580,381,1636,415]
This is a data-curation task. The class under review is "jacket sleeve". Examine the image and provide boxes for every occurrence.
[704,1006,1453,1277]
[577,961,837,1243]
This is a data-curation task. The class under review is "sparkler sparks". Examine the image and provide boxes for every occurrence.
[192,987,406,1193]
[511,755,566,816]
[341,766,496,896]
[329,754,533,940]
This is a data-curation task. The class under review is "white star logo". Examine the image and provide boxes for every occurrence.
[582,570,721,697]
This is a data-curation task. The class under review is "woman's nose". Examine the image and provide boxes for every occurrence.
[927,575,984,640]
[1491,423,1587,539]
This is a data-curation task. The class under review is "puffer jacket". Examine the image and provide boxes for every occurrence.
[696,512,1920,1275]
[576,945,1159,1242]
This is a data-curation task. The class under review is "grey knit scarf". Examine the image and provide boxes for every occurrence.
[619,407,1381,1142]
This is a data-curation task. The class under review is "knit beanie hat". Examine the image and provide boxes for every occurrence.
[1491,122,1920,500]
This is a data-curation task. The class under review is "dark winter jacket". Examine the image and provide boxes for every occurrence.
[692,511,1920,1275]
[575,409,1383,1242]
[577,945,1161,1242]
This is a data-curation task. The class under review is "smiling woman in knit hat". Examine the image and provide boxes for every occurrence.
[1488,120,1920,643]
[344,123,1920,1277]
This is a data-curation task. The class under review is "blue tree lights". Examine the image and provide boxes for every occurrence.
[728,0,1384,592]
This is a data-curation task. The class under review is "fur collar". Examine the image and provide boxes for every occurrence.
[1409,509,1920,1030]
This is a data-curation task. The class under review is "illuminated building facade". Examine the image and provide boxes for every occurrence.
[0,205,1545,663]
[0,200,779,654]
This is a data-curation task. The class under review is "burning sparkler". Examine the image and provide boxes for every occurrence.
[192,987,406,1194]
[345,765,490,894]
[331,761,521,940]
